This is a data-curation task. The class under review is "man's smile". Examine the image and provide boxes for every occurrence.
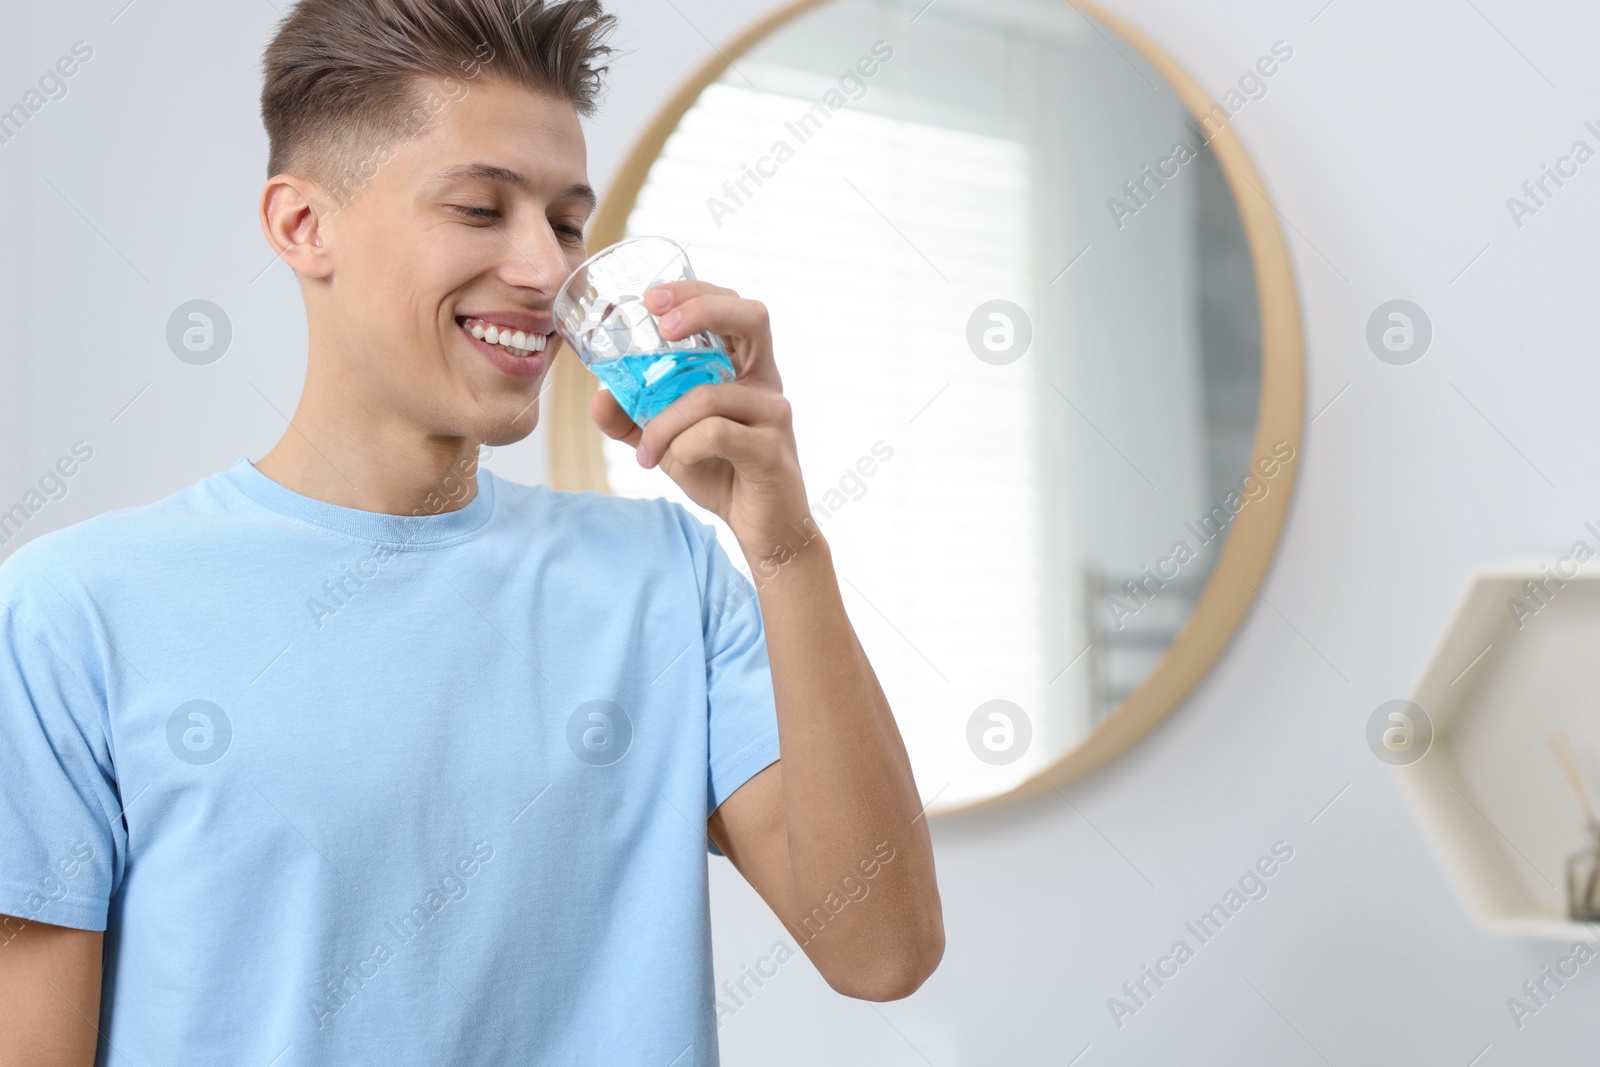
[455,312,555,359]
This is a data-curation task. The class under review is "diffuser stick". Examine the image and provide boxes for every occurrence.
[1547,729,1600,921]
[1547,729,1597,826]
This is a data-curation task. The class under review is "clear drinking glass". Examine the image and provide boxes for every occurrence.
[553,236,737,426]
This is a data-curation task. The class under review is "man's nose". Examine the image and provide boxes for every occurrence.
[498,224,572,293]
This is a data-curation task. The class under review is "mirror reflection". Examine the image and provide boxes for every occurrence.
[600,0,1263,810]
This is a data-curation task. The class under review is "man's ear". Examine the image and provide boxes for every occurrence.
[259,174,336,279]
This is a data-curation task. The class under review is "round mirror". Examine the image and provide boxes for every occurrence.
[549,0,1303,814]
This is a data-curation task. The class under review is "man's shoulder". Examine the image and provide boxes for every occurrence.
[0,467,227,608]
[485,474,731,608]
[488,471,710,545]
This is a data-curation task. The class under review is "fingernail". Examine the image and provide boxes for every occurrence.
[660,310,681,332]
[637,443,653,467]
[649,289,671,309]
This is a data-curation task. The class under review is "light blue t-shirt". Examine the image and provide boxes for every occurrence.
[0,457,782,1066]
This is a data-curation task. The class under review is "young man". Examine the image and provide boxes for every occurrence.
[0,1,942,1063]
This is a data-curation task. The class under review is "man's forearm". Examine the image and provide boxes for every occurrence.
[0,917,103,1067]
[746,528,944,998]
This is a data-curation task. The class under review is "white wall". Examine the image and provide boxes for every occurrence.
[4,0,1599,1063]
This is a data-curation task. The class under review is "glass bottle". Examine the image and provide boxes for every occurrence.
[1567,823,1600,922]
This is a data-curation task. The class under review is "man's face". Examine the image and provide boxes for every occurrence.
[311,76,595,447]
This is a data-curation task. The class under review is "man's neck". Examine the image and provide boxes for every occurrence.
[253,397,482,518]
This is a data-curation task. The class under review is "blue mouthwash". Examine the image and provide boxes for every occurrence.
[590,347,736,425]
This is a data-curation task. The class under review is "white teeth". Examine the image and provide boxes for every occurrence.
[462,318,549,358]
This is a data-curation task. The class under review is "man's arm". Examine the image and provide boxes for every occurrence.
[593,278,945,1000]
[706,531,944,1002]
[0,915,103,1066]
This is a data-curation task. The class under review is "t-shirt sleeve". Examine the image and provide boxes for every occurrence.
[676,507,781,857]
[0,587,124,931]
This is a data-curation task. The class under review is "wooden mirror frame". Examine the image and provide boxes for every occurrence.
[546,0,1305,816]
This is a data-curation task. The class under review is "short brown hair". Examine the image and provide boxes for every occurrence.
[261,0,617,203]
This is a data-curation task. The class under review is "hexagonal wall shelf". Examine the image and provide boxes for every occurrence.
[1396,558,1600,939]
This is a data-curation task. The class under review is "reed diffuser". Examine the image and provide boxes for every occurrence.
[1546,730,1600,922]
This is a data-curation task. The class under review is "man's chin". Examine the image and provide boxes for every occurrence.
[475,402,540,448]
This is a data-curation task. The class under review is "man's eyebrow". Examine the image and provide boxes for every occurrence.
[559,182,599,213]
[429,163,597,211]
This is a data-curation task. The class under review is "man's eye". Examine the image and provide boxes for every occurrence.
[449,205,500,221]
[556,225,586,243]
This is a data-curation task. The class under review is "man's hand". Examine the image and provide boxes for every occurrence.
[588,280,812,566]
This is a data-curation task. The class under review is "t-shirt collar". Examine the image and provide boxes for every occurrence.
[222,456,495,547]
